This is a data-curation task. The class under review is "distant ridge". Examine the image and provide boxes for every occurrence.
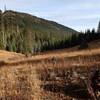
[0,10,78,53]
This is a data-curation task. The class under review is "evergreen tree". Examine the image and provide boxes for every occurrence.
[97,21,100,33]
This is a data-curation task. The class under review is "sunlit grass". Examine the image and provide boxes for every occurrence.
[0,48,99,99]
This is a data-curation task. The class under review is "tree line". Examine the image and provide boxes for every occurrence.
[37,22,100,52]
[0,10,100,55]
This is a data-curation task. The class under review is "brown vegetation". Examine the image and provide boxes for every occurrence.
[0,41,100,99]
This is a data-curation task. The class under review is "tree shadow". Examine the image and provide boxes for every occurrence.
[42,83,90,99]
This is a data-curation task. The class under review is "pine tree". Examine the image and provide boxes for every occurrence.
[97,21,100,33]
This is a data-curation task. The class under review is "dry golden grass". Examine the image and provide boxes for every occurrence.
[0,40,100,99]
[0,64,41,100]
[0,50,25,62]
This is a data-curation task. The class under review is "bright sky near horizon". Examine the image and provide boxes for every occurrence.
[0,0,100,31]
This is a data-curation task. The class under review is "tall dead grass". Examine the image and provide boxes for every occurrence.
[0,48,100,99]
[0,64,41,100]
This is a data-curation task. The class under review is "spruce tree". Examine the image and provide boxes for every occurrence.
[97,21,100,33]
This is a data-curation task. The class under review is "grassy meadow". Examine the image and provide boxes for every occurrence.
[0,40,100,100]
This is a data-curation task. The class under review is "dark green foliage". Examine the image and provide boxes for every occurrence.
[0,10,78,54]
[0,10,100,54]
[78,28,100,50]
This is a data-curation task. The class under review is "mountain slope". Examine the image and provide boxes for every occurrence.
[0,10,78,54]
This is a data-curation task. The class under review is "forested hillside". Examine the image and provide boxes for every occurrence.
[0,10,100,54]
[0,10,78,54]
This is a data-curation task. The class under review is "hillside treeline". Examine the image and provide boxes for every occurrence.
[0,10,77,54]
[0,10,100,54]
[0,24,100,54]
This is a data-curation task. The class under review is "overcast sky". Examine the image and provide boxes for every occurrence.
[0,0,100,31]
